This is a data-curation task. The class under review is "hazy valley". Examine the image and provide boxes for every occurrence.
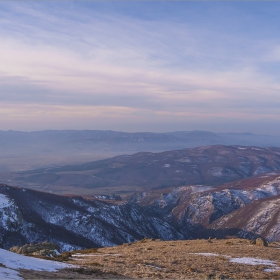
[1,130,280,172]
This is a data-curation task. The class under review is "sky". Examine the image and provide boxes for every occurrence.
[0,1,280,134]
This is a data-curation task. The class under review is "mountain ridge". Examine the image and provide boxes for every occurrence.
[8,145,280,196]
[1,173,280,251]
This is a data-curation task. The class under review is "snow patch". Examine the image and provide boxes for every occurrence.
[0,266,21,280]
[190,253,279,272]
[190,253,220,257]
[264,268,280,272]
[58,243,80,252]
[146,264,162,269]
[54,249,60,256]
[0,194,12,208]
[229,257,276,266]
[0,249,75,280]
[0,249,74,271]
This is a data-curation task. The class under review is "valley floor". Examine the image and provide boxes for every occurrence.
[20,238,280,279]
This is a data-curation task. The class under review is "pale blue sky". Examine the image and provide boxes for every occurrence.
[0,1,280,134]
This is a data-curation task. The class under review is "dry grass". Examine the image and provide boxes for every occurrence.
[20,238,280,279]
[71,248,99,254]
[20,267,128,279]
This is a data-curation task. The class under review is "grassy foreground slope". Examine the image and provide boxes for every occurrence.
[20,238,280,279]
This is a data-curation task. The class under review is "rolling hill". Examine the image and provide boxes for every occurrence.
[8,145,280,195]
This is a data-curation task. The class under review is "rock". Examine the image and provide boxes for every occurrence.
[255,238,268,247]
[9,242,61,257]
[249,238,268,246]
[207,237,213,243]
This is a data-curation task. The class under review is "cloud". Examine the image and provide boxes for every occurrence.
[0,2,280,133]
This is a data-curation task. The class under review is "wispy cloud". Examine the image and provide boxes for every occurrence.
[0,2,280,134]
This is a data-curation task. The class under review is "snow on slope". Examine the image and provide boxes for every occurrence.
[212,194,280,241]
[181,177,280,225]
[0,193,22,231]
[1,175,280,250]
[0,194,12,207]
[0,248,74,279]
[243,198,280,240]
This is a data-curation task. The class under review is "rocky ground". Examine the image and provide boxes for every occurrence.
[19,238,280,279]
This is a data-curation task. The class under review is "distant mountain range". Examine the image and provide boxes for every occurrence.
[1,130,280,155]
[8,145,280,196]
[1,173,280,250]
[0,130,280,171]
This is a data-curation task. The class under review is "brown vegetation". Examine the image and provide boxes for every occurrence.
[20,238,280,279]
